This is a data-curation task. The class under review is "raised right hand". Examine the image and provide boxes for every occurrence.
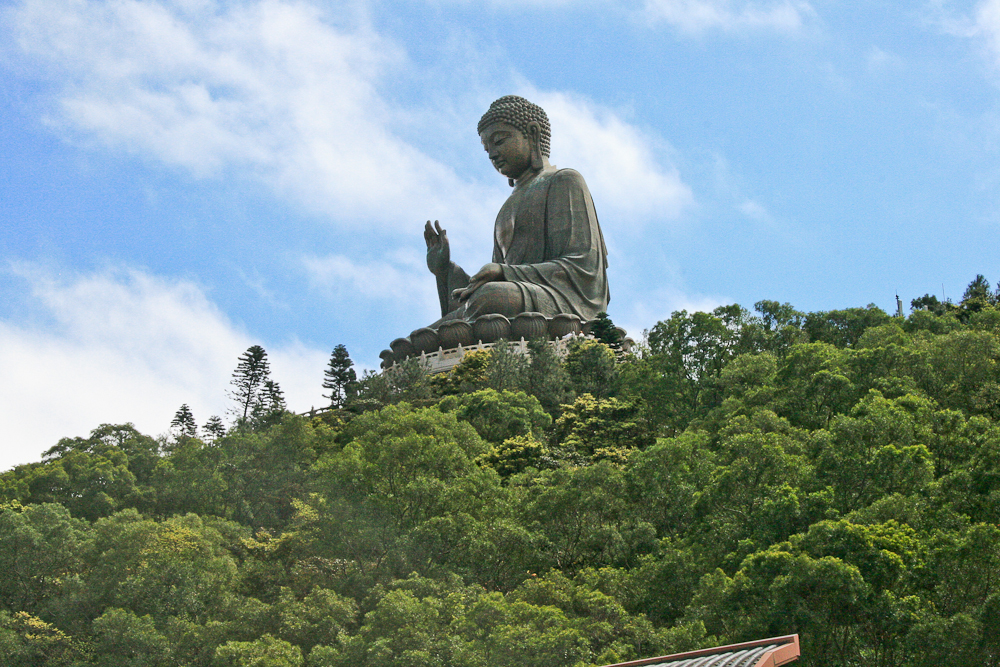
[424,220,451,276]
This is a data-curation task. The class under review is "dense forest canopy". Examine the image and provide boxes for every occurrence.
[3,278,1000,667]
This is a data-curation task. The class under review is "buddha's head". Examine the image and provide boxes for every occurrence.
[478,95,551,184]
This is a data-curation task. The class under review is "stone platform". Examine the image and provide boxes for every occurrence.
[380,311,631,373]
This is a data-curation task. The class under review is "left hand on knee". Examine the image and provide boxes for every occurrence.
[453,263,503,302]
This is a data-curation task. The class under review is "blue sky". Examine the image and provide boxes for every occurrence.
[2,0,999,468]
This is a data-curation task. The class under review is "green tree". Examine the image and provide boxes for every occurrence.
[486,340,527,392]
[429,350,490,397]
[439,389,555,478]
[802,304,892,348]
[84,511,242,622]
[625,431,715,538]
[310,404,494,571]
[0,610,85,666]
[523,338,571,414]
[482,435,551,477]
[515,463,655,569]
[0,503,88,615]
[323,345,357,409]
[460,592,591,667]
[911,293,952,316]
[214,634,303,667]
[554,394,652,464]
[438,389,551,446]
[916,329,1000,417]
[693,413,815,556]
[754,300,805,353]
[960,274,997,317]
[230,345,273,421]
[326,587,458,667]
[509,569,669,664]
[274,586,357,652]
[41,423,161,486]
[565,338,619,399]
[353,358,432,409]
[91,607,171,667]
[774,342,855,430]
[815,391,935,512]
[589,311,623,351]
[2,447,140,521]
[167,416,323,528]
[252,379,287,428]
[626,305,762,434]
[171,404,198,439]
[203,416,227,442]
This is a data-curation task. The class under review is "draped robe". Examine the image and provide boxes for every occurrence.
[492,166,609,320]
[438,166,609,323]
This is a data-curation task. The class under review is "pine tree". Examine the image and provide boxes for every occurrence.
[203,415,226,441]
[323,344,357,408]
[229,345,271,420]
[565,338,620,399]
[170,404,197,438]
[589,311,623,350]
[525,338,571,413]
[487,339,527,392]
[261,379,286,414]
[960,274,998,318]
[250,379,287,428]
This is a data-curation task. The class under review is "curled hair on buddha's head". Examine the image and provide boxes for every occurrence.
[478,95,551,158]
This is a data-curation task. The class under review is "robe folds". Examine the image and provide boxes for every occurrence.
[492,166,609,321]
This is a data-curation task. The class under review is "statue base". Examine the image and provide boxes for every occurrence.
[379,312,631,373]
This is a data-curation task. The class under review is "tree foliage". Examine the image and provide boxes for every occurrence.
[171,404,198,439]
[229,345,286,428]
[4,274,1000,666]
[323,345,357,409]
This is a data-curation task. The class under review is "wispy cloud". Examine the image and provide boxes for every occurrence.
[425,0,813,34]
[615,285,730,342]
[867,46,906,74]
[929,0,1000,65]
[4,0,698,237]
[738,198,772,222]
[643,0,815,34]
[530,90,694,227]
[302,252,435,305]
[5,0,495,230]
[973,0,1000,67]
[0,264,328,470]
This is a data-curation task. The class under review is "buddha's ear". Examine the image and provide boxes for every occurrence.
[526,121,543,170]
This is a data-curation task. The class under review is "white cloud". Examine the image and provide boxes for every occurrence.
[529,90,694,226]
[931,0,1000,68]
[5,0,494,229]
[738,198,771,222]
[0,265,327,471]
[974,0,1000,66]
[867,46,906,73]
[5,0,697,236]
[643,0,814,34]
[302,252,435,306]
[423,0,813,34]
[614,286,729,343]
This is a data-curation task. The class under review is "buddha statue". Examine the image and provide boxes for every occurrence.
[384,95,611,366]
[424,95,609,325]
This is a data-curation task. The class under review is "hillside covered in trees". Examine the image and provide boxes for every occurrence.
[3,278,1000,667]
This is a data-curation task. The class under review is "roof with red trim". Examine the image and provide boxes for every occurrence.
[600,634,800,667]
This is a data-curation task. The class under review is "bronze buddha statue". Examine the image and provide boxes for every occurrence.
[424,95,609,325]
[383,95,611,366]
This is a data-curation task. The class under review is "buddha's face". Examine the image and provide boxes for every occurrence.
[480,122,533,181]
